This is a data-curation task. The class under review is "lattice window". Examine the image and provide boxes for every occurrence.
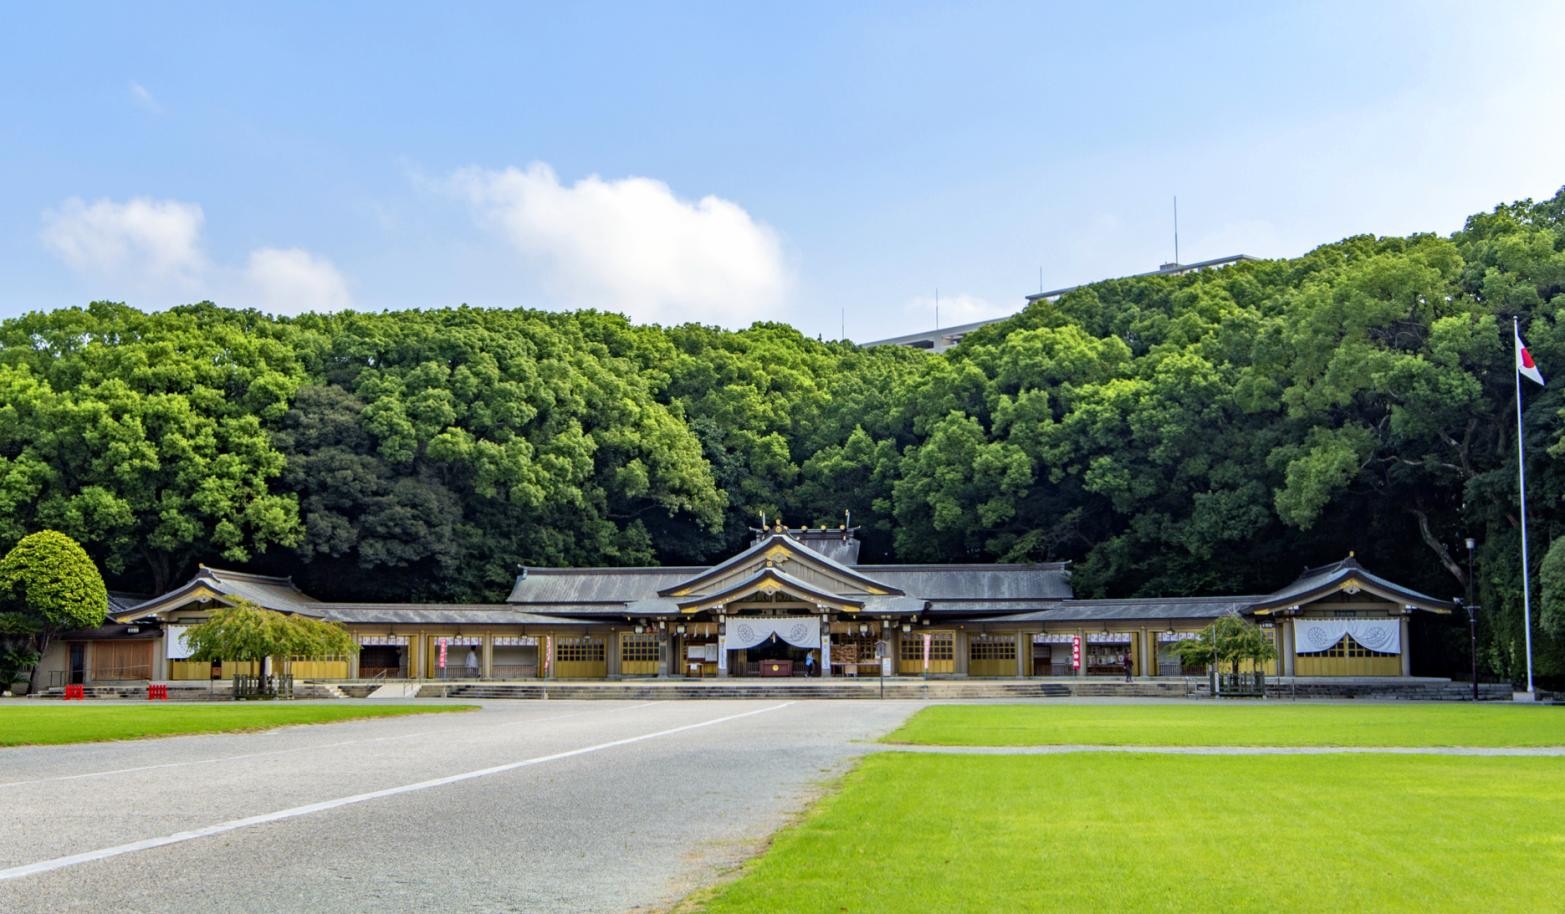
[620,634,659,662]
[1302,635,1396,659]
[556,638,605,663]
[969,636,1018,661]
[901,632,955,660]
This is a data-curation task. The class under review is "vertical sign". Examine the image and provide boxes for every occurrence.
[922,632,931,673]
[438,637,448,669]
[1071,636,1081,671]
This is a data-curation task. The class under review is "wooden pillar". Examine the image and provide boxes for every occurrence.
[1016,632,1028,678]
[410,633,423,679]
[481,634,493,679]
[1399,616,1412,677]
[1282,619,1296,676]
[954,630,969,677]
[349,641,361,679]
[607,631,622,679]
[1139,628,1152,678]
[658,629,671,678]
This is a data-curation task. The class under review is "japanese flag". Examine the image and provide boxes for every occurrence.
[1517,325,1545,386]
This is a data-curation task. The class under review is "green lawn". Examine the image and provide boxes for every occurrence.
[886,703,1565,747]
[0,703,475,746]
[687,752,1565,914]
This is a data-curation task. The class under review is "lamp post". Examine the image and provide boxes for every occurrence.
[1464,537,1479,702]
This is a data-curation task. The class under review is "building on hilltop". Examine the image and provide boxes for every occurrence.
[40,524,1452,686]
[865,254,1259,353]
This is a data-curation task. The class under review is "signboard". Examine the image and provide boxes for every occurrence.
[438,637,448,670]
[922,633,932,673]
[1071,635,1081,671]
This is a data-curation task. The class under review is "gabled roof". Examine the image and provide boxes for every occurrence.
[656,534,902,598]
[117,566,323,621]
[672,566,867,613]
[1248,556,1454,614]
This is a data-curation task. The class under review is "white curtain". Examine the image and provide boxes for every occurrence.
[165,624,193,659]
[1294,619,1400,654]
[721,617,822,650]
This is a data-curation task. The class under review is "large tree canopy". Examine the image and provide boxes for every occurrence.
[1,188,1563,684]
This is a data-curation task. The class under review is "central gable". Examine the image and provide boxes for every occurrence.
[658,533,901,600]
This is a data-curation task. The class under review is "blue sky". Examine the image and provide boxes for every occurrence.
[3,1,1562,339]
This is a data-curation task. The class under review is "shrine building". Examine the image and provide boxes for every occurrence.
[42,525,1454,686]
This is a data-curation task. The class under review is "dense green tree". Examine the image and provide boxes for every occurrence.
[2,188,1563,684]
[0,530,108,690]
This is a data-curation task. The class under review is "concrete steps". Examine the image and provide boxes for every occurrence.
[423,679,1079,701]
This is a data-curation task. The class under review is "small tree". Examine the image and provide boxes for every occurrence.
[1174,613,1278,676]
[183,598,357,679]
[0,531,108,691]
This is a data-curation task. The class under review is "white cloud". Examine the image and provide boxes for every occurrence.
[40,196,206,284]
[41,196,352,313]
[447,162,786,326]
[903,292,1014,330]
[244,247,353,314]
[128,82,163,114]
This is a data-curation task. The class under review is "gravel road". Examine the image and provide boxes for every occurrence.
[0,699,922,913]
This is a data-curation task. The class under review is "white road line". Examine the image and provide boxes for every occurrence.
[0,702,660,789]
[0,701,792,882]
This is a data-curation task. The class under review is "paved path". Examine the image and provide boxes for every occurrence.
[0,700,922,914]
[877,743,1565,756]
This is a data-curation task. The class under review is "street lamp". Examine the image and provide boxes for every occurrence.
[1464,537,1479,702]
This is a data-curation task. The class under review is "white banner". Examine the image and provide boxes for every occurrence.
[721,617,821,650]
[493,636,538,647]
[166,624,193,659]
[358,635,409,646]
[1033,633,1076,643]
[1158,631,1202,642]
[1294,618,1400,654]
[1088,633,1131,644]
[441,636,481,646]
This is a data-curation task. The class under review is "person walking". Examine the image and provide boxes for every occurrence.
[1123,651,1133,682]
[804,651,817,678]
[465,647,480,679]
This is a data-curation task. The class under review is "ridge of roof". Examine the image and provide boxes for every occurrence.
[656,533,901,598]
[197,565,298,585]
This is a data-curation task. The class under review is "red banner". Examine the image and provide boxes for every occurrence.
[1071,635,1081,670]
[438,637,448,669]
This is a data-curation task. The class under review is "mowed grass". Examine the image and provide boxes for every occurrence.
[0,704,475,746]
[688,752,1565,914]
[886,703,1565,747]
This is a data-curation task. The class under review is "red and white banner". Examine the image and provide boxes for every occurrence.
[922,633,931,673]
[1518,326,1545,386]
[438,638,448,669]
[1071,635,1081,670]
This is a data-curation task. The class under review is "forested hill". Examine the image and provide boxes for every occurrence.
[2,188,1563,679]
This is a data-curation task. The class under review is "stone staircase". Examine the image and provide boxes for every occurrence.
[420,679,1079,701]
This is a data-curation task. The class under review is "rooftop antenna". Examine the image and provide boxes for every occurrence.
[1173,195,1180,266]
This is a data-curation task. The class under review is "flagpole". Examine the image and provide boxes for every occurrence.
[1515,316,1536,695]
